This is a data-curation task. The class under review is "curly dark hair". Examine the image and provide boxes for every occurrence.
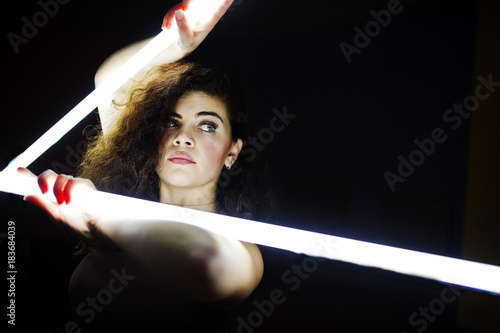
[77,59,274,221]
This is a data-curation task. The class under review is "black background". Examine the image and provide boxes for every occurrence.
[1,0,498,332]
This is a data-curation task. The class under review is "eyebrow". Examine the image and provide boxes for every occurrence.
[171,111,224,123]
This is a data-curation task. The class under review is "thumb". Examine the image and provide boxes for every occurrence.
[24,194,61,222]
[162,2,186,29]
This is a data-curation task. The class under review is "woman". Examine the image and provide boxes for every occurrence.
[19,1,272,331]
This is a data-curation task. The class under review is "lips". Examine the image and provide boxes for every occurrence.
[168,152,195,165]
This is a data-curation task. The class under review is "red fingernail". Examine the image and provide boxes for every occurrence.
[175,10,184,21]
[57,193,64,205]
[162,19,170,30]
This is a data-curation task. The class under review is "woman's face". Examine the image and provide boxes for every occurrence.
[156,91,242,194]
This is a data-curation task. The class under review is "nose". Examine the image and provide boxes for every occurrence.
[172,129,194,148]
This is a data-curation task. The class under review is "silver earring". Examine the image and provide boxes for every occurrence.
[227,160,234,170]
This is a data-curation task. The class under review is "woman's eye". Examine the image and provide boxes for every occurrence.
[199,122,217,132]
[166,119,179,128]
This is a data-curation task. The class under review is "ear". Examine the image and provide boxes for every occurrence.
[225,138,243,169]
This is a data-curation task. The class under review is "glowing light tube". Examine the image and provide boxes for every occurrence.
[1,171,499,295]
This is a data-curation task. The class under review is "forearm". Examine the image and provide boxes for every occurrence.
[95,37,187,134]
[95,217,220,299]
[94,216,260,302]
[94,36,186,87]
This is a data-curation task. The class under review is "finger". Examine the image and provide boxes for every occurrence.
[175,10,194,46]
[63,178,75,205]
[16,167,37,179]
[63,177,82,204]
[37,169,58,194]
[65,177,98,204]
[162,2,185,30]
[161,7,175,30]
[53,174,72,204]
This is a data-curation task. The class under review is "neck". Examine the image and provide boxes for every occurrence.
[159,184,217,213]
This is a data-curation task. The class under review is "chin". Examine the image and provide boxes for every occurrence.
[163,178,197,188]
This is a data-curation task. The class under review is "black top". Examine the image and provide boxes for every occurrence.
[68,246,240,332]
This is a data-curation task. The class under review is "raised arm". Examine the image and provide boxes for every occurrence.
[96,0,234,134]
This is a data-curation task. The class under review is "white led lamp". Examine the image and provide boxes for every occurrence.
[0,172,499,295]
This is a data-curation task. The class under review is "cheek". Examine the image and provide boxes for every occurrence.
[201,141,227,169]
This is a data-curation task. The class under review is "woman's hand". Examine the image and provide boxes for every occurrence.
[18,168,103,242]
[162,0,234,54]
